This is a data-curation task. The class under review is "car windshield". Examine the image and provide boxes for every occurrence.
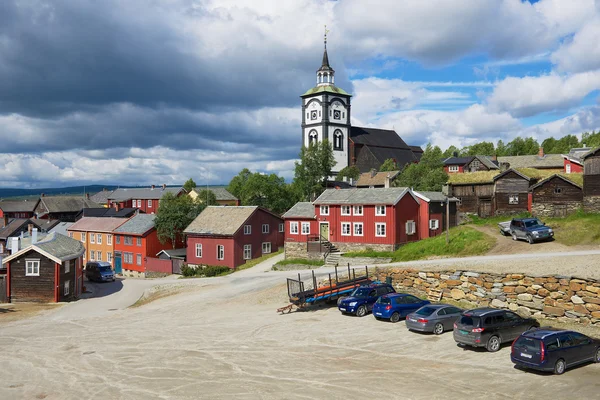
[515,337,540,352]
[351,288,371,297]
[99,266,112,272]
[376,297,391,304]
[458,315,480,327]
[415,306,436,316]
[524,219,542,228]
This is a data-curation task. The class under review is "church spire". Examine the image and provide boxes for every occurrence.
[317,25,334,86]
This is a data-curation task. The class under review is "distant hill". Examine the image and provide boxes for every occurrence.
[0,185,119,200]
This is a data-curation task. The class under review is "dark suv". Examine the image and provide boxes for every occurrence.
[337,283,395,317]
[510,218,553,244]
[453,308,539,352]
[85,261,115,282]
[511,328,600,374]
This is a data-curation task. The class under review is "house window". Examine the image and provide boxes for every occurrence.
[301,222,310,235]
[448,165,459,172]
[83,252,86,260]
[320,205,329,215]
[509,195,519,205]
[376,223,386,237]
[124,252,133,264]
[136,254,142,265]
[107,252,113,264]
[90,251,95,261]
[148,199,152,208]
[244,225,251,235]
[333,130,343,151]
[217,245,225,260]
[81,232,86,242]
[554,187,562,194]
[353,222,363,236]
[406,220,416,235]
[116,235,120,244]
[262,224,269,234]
[196,243,202,258]
[69,232,73,238]
[290,222,299,234]
[375,206,386,216]
[137,200,142,207]
[429,219,440,230]
[90,234,95,244]
[243,244,251,260]
[124,236,132,245]
[97,234,102,244]
[262,242,271,254]
[107,235,112,245]
[64,281,70,296]
[341,222,351,236]
[279,223,284,233]
[353,205,363,216]
[136,237,142,246]
[25,259,40,276]
[566,164,571,174]
[97,251,102,261]
[341,205,351,215]
[65,260,70,274]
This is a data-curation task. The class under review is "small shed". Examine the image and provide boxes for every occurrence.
[156,248,187,261]
[531,175,583,218]
[493,169,531,215]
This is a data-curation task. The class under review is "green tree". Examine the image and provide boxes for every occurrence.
[496,140,507,157]
[505,137,539,155]
[155,193,205,249]
[442,145,460,158]
[395,144,448,191]
[195,189,218,205]
[227,168,252,200]
[379,158,399,172]
[460,141,495,156]
[293,140,336,201]
[183,178,197,192]
[582,130,600,148]
[337,165,360,181]
[226,169,298,214]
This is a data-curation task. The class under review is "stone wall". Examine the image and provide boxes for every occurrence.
[333,242,396,253]
[284,241,323,261]
[374,268,600,326]
[583,196,600,213]
[341,256,392,265]
[531,201,581,218]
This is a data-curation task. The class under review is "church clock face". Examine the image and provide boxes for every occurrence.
[333,110,340,119]
[311,111,317,120]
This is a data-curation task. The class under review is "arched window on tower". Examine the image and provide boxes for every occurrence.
[309,130,318,146]
[334,130,343,151]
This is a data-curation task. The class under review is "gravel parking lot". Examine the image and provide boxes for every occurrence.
[1,267,600,400]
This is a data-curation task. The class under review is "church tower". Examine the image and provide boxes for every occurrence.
[301,28,352,174]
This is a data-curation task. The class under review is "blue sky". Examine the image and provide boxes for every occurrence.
[1,0,600,188]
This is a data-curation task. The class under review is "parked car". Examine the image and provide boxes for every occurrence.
[406,304,463,334]
[511,328,600,375]
[85,261,116,282]
[498,218,553,244]
[337,283,395,317]
[372,293,431,323]
[453,308,539,352]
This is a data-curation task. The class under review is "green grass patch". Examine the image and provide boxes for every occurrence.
[274,258,324,267]
[236,249,283,271]
[342,226,495,262]
[468,212,531,226]
[545,210,600,246]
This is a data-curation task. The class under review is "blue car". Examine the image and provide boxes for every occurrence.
[372,293,431,323]
[337,283,395,317]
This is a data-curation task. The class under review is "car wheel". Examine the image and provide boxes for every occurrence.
[554,359,566,375]
[486,336,501,352]
[390,312,400,323]
[356,305,367,317]
[511,232,517,241]
[433,322,444,335]
[527,235,534,244]
[594,348,600,363]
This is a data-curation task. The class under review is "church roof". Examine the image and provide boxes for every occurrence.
[319,47,333,72]
[350,126,412,149]
[301,85,351,97]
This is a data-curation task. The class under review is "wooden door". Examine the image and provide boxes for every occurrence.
[478,199,492,217]
[320,223,329,241]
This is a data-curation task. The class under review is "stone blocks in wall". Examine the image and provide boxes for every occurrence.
[583,196,600,213]
[123,269,146,278]
[332,242,396,253]
[531,202,581,218]
[284,241,323,261]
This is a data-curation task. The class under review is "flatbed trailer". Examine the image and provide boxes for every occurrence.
[285,265,371,308]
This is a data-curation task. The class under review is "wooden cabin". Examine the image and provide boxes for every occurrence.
[583,147,600,213]
[531,175,583,218]
[493,169,531,215]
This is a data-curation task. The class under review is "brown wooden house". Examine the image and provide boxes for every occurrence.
[2,232,85,303]
[531,175,583,218]
[583,147,600,213]
[493,169,531,215]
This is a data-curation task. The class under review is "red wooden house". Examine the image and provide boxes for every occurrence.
[413,191,459,239]
[184,206,284,269]
[2,231,85,303]
[112,214,176,277]
[0,199,39,220]
[562,147,592,174]
[107,185,185,214]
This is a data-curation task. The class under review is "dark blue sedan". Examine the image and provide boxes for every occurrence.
[372,293,431,323]
[337,283,395,317]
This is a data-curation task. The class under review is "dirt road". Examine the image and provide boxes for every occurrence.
[2,257,600,399]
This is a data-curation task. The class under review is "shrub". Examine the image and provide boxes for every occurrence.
[201,265,231,277]
[180,263,197,277]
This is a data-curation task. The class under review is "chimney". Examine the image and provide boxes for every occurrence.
[32,228,38,244]
[538,147,544,158]
[162,184,166,190]
[41,193,45,197]
[11,237,19,254]
[370,168,377,178]
[2,215,8,228]
[28,224,33,236]
[385,173,391,189]
[85,193,90,200]
[151,185,155,190]
[453,151,458,157]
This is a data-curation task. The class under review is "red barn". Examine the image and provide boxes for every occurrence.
[112,214,176,277]
[413,191,459,239]
[107,185,185,214]
[184,206,284,269]
[562,147,592,174]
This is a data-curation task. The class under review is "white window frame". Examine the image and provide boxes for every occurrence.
[376,223,386,237]
[65,260,70,274]
[243,244,252,260]
[341,222,351,236]
[148,199,152,208]
[97,234,102,245]
[90,251,95,261]
[566,164,571,174]
[375,205,386,216]
[279,223,284,233]
[124,236,132,245]
[64,281,70,296]
[107,252,113,264]
[406,220,416,235]
[90,234,95,244]
[301,222,310,235]
[81,232,86,242]
[136,254,142,266]
[262,242,271,254]
[448,165,459,172]
[341,205,351,216]
[217,245,225,260]
[353,222,363,236]
[97,251,102,261]
[353,205,363,216]
[136,237,142,246]
[25,259,40,276]
[429,219,439,230]
[262,224,269,234]
[137,200,142,207]
[320,205,329,216]
[509,195,519,205]
[196,243,203,258]
[68,232,73,238]
[290,222,299,235]
[116,235,120,244]
[244,225,251,235]
[107,235,112,245]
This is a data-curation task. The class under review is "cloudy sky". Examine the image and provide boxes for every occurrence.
[1,0,600,188]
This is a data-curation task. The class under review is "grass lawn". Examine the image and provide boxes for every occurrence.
[544,211,600,246]
[273,258,324,267]
[342,226,495,262]
[467,212,531,226]
[236,249,283,271]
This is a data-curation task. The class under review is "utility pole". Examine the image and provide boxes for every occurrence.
[446,197,450,244]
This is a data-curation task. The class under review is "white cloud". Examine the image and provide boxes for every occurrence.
[551,18,600,73]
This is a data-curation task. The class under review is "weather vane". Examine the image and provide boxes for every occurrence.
[324,24,329,48]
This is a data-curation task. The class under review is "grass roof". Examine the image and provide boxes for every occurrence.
[447,168,584,187]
